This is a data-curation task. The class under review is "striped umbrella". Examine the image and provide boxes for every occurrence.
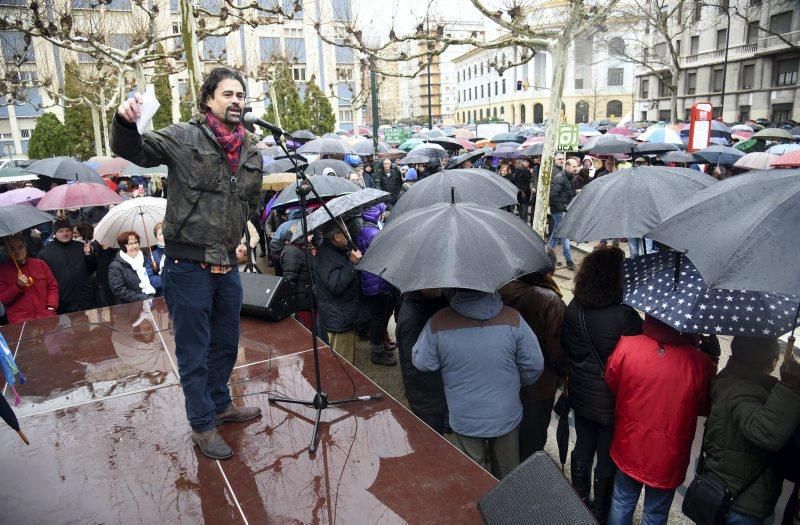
[637,126,683,144]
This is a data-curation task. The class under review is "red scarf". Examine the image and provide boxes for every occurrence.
[205,112,245,176]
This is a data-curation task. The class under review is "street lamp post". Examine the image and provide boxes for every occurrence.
[701,2,732,119]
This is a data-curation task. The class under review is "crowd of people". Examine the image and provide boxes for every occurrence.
[2,65,799,525]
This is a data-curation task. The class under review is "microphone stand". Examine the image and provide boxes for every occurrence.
[262,126,379,455]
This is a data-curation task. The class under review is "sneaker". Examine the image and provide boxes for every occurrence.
[371,350,397,366]
[215,404,262,426]
[191,428,234,460]
[566,261,577,271]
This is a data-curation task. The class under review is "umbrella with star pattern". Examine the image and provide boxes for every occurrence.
[623,251,800,337]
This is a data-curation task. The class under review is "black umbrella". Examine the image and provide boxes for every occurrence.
[290,188,391,242]
[553,385,571,469]
[0,205,54,236]
[272,175,361,208]
[659,150,701,164]
[556,166,717,242]
[446,148,488,168]
[581,134,637,155]
[264,158,306,174]
[389,168,519,221]
[624,251,800,336]
[491,132,526,144]
[353,140,391,156]
[426,137,464,151]
[359,199,551,293]
[647,169,800,295]
[25,156,104,184]
[306,159,354,177]
[397,155,430,166]
[634,142,681,155]
[290,129,317,142]
[518,143,544,157]
[297,138,355,155]
[0,394,28,444]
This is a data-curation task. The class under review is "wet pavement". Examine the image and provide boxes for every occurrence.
[1,300,496,523]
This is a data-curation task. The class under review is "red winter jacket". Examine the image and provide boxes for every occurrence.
[0,258,59,324]
[606,316,715,490]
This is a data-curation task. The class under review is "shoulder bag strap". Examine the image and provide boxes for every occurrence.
[577,304,606,379]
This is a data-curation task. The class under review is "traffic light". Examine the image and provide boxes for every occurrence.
[516,80,523,91]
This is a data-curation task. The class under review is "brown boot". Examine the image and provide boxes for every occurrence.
[191,428,233,460]
[215,403,262,426]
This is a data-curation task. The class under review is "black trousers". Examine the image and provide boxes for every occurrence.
[519,396,555,461]
[573,413,616,477]
[364,293,391,346]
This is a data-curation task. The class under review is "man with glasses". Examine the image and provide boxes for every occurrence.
[548,157,578,270]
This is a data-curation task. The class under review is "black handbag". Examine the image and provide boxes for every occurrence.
[682,425,770,525]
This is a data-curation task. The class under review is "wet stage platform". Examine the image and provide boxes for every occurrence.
[0,299,497,523]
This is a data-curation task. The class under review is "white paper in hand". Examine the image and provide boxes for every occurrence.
[136,84,161,134]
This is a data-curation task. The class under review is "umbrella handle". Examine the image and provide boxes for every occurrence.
[17,429,29,445]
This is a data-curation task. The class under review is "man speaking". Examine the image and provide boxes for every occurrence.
[112,67,263,459]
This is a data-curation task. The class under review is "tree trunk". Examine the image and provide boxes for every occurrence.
[100,89,111,156]
[90,105,103,157]
[532,35,569,238]
[181,0,202,113]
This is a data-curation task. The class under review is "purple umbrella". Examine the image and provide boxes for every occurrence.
[0,187,45,207]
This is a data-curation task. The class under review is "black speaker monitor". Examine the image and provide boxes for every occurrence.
[239,273,295,322]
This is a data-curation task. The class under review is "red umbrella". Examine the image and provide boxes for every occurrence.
[346,127,372,137]
[102,177,118,191]
[36,182,124,210]
[771,150,800,168]
[97,157,131,176]
[607,127,633,136]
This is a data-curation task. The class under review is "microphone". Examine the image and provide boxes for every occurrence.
[243,112,286,137]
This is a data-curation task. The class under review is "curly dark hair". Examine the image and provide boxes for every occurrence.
[197,67,247,114]
[572,246,626,308]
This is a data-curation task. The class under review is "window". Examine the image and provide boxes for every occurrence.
[331,0,351,21]
[479,109,483,120]
[739,105,751,122]
[675,40,681,56]
[659,109,672,122]
[658,74,672,97]
[747,21,759,45]
[716,29,727,51]
[608,37,625,56]
[336,66,353,81]
[1,31,34,64]
[606,100,622,118]
[284,27,302,37]
[202,36,226,61]
[487,82,490,97]
[686,71,697,94]
[259,37,280,61]
[769,12,793,35]
[640,78,649,98]
[776,58,798,86]
[654,42,667,59]
[575,78,584,89]
[693,0,702,22]
[292,65,306,81]
[711,68,724,92]
[19,129,30,139]
[494,81,498,96]
[480,85,484,98]
[690,35,699,55]
[712,106,722,119]
[741,64,755,89]
[467,68,471,80]
[338,109,353,122]
[480,63,484,75]
[772,103,793,122]
[502,79,506,94]
[285,37,306,63]
[607,68,624,86]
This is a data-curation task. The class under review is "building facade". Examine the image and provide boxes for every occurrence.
[635,0,800,123]
[0,0,362,158]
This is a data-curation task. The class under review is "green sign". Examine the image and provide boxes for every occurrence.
[383,129,411,145]
[556,124,579,152]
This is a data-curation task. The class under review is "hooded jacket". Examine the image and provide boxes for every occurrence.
[356,204,391,296]
[311,238,364,333]
[412,291,544,438]
[280,240,314,311]
[606,316,715,489]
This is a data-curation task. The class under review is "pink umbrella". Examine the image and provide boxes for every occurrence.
[346,127,372,137]
[97,157,132,176]
[36,182,123,210]
[0,187,45,207]
[607,127,633,136]
[522,136,546,146]
[771,150,800,169]
[453,138,476,151]
[731,131,753,141]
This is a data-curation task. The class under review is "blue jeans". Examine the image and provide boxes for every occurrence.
[628,238,656,258]
[608,470,675,525]
[547,212,573,264]
[727,511,765,525]
[163,259,243,432]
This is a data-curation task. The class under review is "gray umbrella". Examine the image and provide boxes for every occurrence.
[389,168,519,221]
[290,130,317,141]
[446,148,488,168]
[359,201,551,293]
[582,134,637,155]
[634,142,681,155]
[272,175,361,208]
[0,205,54,236]
[647,169,800,295]
[265,158,306,174]
[694,145,745,165]
[306,159,354,177]
[518,143,544,157]
[397,155,430,165]
[25,157,104,184]
[297,138,355,155]
[353,140,391,156]
[556,166,717,242]
[659,151,701,164]
[290,188,390,242]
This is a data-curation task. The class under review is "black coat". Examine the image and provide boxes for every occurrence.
[512,167,532,203]
[280,242,314,311]
[549,171,576,213]
[562,300,642,425]
[108,253,154,304]
[395,291,449,420]
[38,240,96,314]
[374,167,403,203]
[311,239,364,333]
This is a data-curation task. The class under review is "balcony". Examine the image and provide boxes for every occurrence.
[680,30,800,67]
